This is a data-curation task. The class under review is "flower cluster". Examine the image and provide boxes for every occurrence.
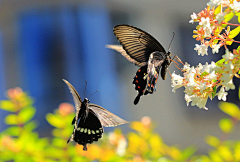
[172,48,240,109]
[189,0,240,56]
[171,0,240,109]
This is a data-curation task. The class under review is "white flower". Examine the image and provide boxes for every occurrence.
[199,17,210,27]
[217,86,228,101]
[204,26,213,37]
[195,63,203,72]
[212,44,221,54]
[189,95,208,110]
[223,61,234,71]
[199,17,212,37]
[199,82,207,93]
[182,62,191,72]
[207,0,222,8]
[224,79,235,91]
[184,94,192,106]
[189,12,198,24]
[221,72,232,83]
[207,71,217,80]
[171,72,184,93]
[194,44,208,56]
[230,0,240,12]
[209,61,216,69]
[216,13,226,24]
[222,49,236,61]
[185,67,197,86]
[202,62,211,73]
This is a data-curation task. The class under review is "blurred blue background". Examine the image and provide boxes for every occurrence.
[0,0,239,154]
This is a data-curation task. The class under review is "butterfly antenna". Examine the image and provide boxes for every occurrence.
[88,89,99,98]
[84,80,87,98]
[168,32,175,52]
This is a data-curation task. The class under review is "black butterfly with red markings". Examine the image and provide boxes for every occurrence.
[107,24,173,105]
[63,79,128,151]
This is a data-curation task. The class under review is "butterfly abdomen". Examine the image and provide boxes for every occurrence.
[73,109,103,150]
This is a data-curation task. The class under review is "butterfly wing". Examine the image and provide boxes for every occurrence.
[62,79,82,112]
[88,103,128,127]
[113,25,166,66]
[145,51,166,92]
[74,109,103,151]
[62,79,82,143]
[106,44,144,66]
[132,66,148,105]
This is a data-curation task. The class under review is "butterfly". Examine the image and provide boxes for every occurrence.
[63,79,128,151]
[107,24,174,105]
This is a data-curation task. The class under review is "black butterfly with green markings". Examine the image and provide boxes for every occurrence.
[63,79,128,151]
[108,24,173,104]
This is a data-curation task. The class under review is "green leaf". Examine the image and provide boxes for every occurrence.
[239,86,240,100]
[229,26,240,39]
[4,126,21,136]
[18,106,35,124]
[209,150,223,162]
[52,138,67,148]
[217,145,233,161]
[212,86,217,98]
[24,121,38,132]
[219,118,233,133]
[224,12,234,22]
[236,12,240,23]
[236,45,240,52]
[0,100,15,112]
[46,113,65,128]
[205,135,220,148]
[5,114,18,125]
[216,58,225,67]
[219,102,240,119]
[226,40,233,45]
[201,71,209,77]
[214,5,222,15]
[180,146,197,161]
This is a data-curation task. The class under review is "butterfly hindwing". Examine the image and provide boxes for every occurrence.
[132,66,148,105]
[74,109,103,151]
[89,103,129,127]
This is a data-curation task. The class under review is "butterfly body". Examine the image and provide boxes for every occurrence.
[110,24,173,104]
[63,79,128,151]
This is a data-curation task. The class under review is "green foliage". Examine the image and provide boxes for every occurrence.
[224,12,234,22]
[1,88,240,161]
[219,102,240,120]
[229,26,240,39]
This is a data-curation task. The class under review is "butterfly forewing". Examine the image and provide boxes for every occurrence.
[113,25,166,65]
[62,79,82,142]
[106,45,144,66]
[89,103,128,127]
